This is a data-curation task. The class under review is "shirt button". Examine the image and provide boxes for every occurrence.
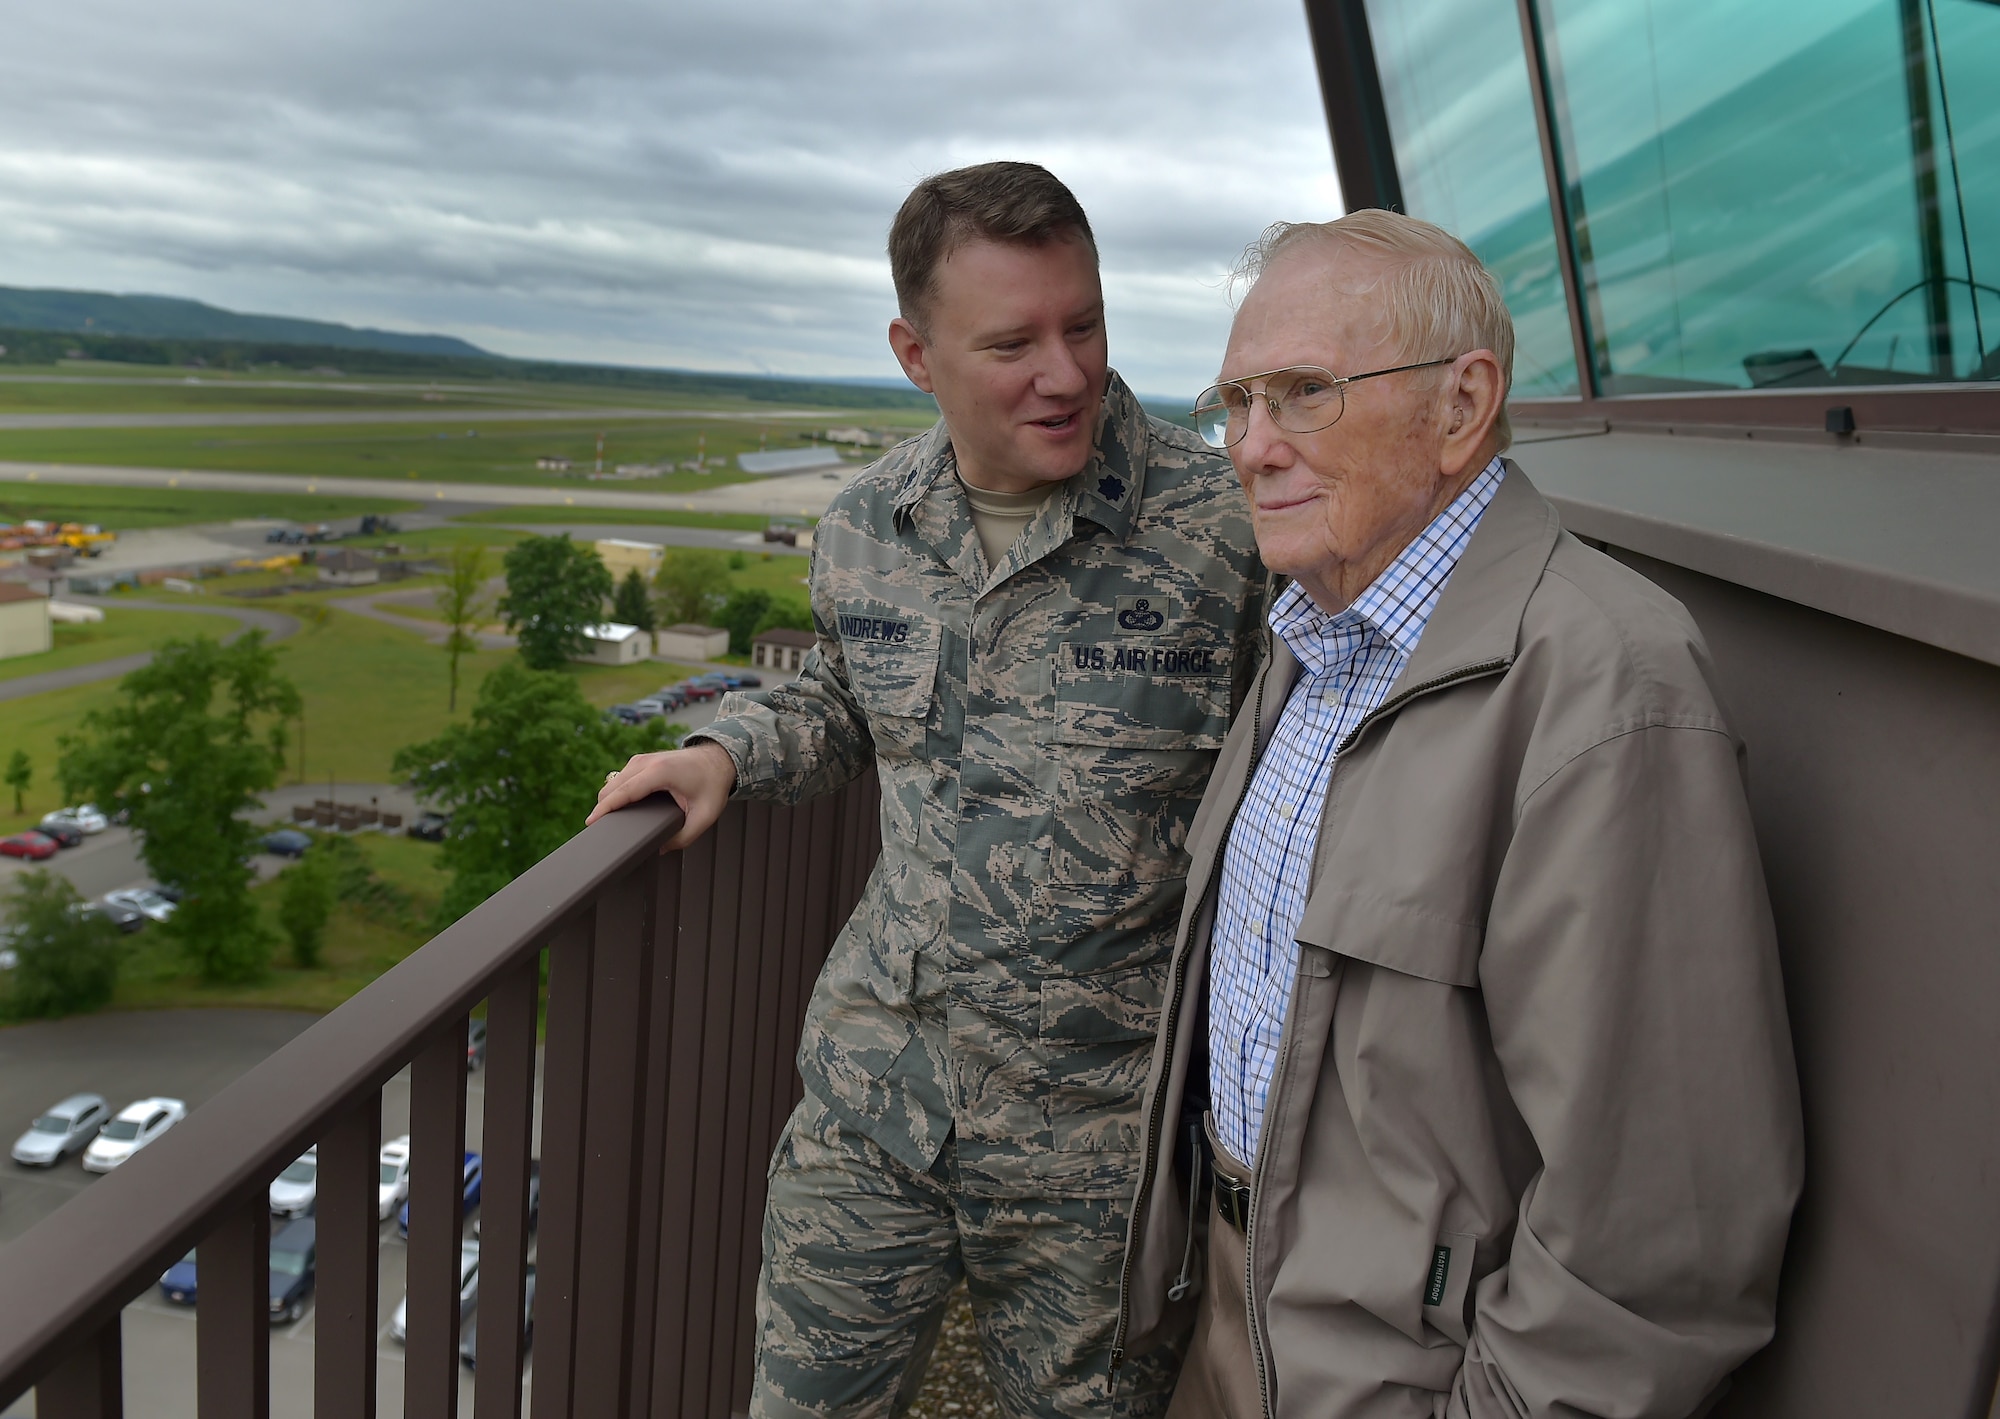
[1279,803,1296,821]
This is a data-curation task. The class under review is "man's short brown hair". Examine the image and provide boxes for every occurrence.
[888,162,1097,331]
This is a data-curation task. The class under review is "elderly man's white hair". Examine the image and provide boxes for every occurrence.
[1234,211,1518,451]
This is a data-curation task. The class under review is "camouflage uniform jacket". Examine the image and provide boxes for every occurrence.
[690,373,1264,1199]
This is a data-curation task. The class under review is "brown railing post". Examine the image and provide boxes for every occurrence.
[627,848,685,1419]
[37,1318,121,1419]
[473,954,542,1419]
[315,1094,382,1419]
[197,1197,270,1419]
[404,1019,469,1419]
[528,914,596,1419]
[570,859,660,1414]
[647,828,717,1417]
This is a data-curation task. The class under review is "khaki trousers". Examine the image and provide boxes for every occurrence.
[1165,1117,1262,1419]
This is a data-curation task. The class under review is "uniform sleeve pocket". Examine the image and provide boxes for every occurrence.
[1292,889,1482,988]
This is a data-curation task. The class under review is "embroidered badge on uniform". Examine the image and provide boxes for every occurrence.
[1096,473,1126,503]
[1115,596,1168,631]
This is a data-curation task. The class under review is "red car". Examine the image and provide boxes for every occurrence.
[1,831,59,861]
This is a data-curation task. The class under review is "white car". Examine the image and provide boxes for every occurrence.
[389,1240,479,1343]
[269,1147,318,1218]
[82,1097,187,1172]
[104,887,176,923]
[378,1135,412,1220]
[41,804,109,836]
[12,1093,110,1166]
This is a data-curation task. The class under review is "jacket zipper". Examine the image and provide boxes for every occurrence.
[1242,653,1511,1419]
[1110,628,1274,1374]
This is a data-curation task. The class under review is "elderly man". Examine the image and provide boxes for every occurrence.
[592,162,1264,1417]
[1111,211,1803,1419]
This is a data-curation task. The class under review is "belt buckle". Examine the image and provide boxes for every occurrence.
[1210,1162,1252,1231]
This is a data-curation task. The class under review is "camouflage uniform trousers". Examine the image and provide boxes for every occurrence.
[752,1088,1185,1419]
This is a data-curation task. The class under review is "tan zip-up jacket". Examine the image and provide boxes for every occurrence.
[1115,465,1803,1418]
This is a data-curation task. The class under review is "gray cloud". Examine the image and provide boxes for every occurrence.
[0,0,1339,396]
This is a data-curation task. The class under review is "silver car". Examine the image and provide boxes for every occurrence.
[12,1094,111,1166]
[269,1147,318,1218]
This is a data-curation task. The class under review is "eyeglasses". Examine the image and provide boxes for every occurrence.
[1191,358,1461,449]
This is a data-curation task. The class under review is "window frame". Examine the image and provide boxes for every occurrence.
[1303,0,2000,436]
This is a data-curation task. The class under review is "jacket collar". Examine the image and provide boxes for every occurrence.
[890,369,1149,549]
[1253,460,1559,751]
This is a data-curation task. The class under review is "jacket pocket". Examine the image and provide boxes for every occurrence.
[1292,889,1482,988]
[1422,1230,1478,1348]
[1051,642,1228,749]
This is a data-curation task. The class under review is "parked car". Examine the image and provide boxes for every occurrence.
[651,685,690,709]
[269,1218,317,1323]
[467,1017,488,1071]
[82,898,146,934]
[105,887,176,923]
[35,821,83,849]
[408,812,451,843]
[391,1240,479,1343]
[459,1263,535,1369]
[378,1134,412,1220]
[269,1147,318,1218]
[674,681,718,702]
[612,702,663,724]
[398,1151,483,1237]
[262,829,313,858]
[729,673,763,689]
[41,805,108,835]
[159,1248,200,1305]
[11,1094,110,1166]
[83,1097,187,1172]
[1,832,59,861]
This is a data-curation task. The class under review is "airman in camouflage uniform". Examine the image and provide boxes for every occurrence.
[595,162,1264,1419]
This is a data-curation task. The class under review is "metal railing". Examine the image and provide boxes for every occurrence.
[0,775,881,1419]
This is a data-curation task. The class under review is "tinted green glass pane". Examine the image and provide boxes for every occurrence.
[1537,0,1999,390]
[1362,0,1581,397]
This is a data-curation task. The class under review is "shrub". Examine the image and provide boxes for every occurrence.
[1,871,121,1019]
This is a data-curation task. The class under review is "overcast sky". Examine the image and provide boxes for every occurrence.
[0,2,1339,398]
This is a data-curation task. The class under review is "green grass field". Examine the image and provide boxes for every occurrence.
[0,419,885,491]
[0,480,417,530]
[110,833,451,1014]
[0,606,224,685]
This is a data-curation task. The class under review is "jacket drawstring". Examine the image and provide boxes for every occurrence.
[1168,1117,1203,1301]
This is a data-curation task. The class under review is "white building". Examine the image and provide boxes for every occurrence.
[0,583,51,660]
[751,627,815,674]
[654,624,730,662]
[578,622,650,666]
[315,549,381,587]
[736,447,845,476]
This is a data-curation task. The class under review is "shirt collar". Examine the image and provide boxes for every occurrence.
[1269,456,1506,671]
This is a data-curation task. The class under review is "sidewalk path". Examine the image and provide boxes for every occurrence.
[0,599,298,703]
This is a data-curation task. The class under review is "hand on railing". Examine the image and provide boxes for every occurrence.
[589,740,737,849]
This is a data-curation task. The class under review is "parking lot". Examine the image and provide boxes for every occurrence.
[1,1008,536,1417]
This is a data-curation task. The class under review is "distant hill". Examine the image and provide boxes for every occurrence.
[0,285,491,358]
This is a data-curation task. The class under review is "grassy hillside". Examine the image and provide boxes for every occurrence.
[0,288,487,357]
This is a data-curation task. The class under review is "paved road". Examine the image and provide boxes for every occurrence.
[0,598,298,704]
[0,460,855,517]
[0,406,838,431]
[0,1008,537,1418]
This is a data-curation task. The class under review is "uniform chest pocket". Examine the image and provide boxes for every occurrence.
[1051,641,1229,749]
[843,616,939,759]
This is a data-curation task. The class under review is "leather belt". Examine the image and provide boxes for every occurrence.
[1211,1162,1253,1231]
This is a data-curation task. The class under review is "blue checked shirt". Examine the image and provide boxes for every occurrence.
[1209,457,1504,1164]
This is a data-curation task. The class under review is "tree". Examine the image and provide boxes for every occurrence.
[4,748,29,814]
[652,548,731,627]
[436,542,492,711]
[1,870,121,1019]
[716,588,775,655]
[393,660,677,924]
[498,535,613,670]
[277,850,337,969]
[59,633,300,983]
[613,568,657,633]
